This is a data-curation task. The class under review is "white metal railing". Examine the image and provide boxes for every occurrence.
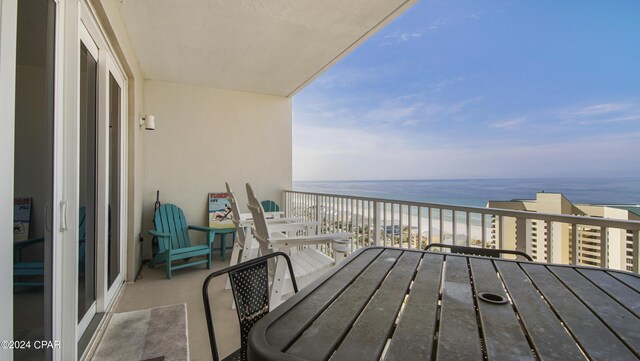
[283,190,640,273]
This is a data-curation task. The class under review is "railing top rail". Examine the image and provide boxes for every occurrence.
[285,190,640,230]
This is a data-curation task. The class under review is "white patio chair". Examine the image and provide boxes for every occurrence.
[246,183,353,309]
[224,182,307,270]
[224,182,308,297]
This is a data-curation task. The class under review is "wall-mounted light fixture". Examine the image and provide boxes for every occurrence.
[139,115,156,130]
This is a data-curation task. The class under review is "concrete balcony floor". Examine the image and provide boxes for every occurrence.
[111,255,239,361]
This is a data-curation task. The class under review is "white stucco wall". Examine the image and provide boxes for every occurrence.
[141,80,292,256]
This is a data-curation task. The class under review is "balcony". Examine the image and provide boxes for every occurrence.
[88,188,640,361]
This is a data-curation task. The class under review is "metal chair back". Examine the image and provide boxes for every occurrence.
[202,252,298,361]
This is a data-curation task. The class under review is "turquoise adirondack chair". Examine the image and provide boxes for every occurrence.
[148,204,216,279]
[260,200,280,212]
[14,207,86,287]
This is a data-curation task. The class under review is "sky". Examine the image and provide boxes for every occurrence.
[292,0,640,181]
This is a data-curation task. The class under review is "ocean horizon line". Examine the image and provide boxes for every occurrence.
[291,177,640,208]
[293,176,640,183]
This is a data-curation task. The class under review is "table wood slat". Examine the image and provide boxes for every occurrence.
[522,264,637,361]
[285,249,403,361]
[265,248,383,350]
[578,269,640,318]
[330,251,423,361]
[384,253,444,361]
[609,271,640,293]
[436,255,483,361]
[469,258,535,360]
[549,266,640,356]
[495,261,586,361]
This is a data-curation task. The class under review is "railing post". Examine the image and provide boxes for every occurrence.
[373,201,381,246]
[571,224,578,265]
[315,194,320,234]
[498,215,504,250]
[481,214,486,248]
[546,221,562,264]
[516,217,527,255]
[452,211,457,246]
[466,212,471,247]
[524,219,533,258]
[600,226,608,269]
[418,207,423,249]
[633,229,639,273]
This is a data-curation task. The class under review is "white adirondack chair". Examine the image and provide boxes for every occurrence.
[225,182,260,270]
[224,182,305,270]
[246,183,353,309]
[224,182,308,297]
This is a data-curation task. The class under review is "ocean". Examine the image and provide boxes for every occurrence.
[293,178,640,208]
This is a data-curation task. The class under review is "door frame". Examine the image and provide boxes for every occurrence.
[101,52,127,310]
[1,0,129,358]
[0,0,18,359]
[76,19,99,341]
[77,0,128,341]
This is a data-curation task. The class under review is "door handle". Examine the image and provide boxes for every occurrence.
[60,201,68,231]
[45,202,51,232]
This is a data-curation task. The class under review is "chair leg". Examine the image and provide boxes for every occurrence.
[166,257,172,279]
[269,257,288,310]
[207,250,212,270]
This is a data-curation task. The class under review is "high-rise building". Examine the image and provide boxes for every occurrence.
[488,193,639,271]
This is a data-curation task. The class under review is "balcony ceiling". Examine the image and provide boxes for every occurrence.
[117,0,415,97]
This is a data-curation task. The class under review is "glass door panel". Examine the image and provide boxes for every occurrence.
[78,42,97,323]
[107,73,121,288]
[13,0,56,359]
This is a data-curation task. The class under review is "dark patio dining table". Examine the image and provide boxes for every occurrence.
[248,246,640,361]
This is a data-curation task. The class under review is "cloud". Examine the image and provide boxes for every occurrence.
[428,18,449,31]
[557,101,640,126]
[428,77,466,90]
[296,92,483,131]
[491,117,526,130]
[293,123,640,181]
[573,103,632,116]
[380,31,423,46]
[465,13,482,20]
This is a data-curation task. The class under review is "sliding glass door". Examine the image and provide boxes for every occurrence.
[77,37,99,333]
[77,8,127,344]
[12,0,56,359]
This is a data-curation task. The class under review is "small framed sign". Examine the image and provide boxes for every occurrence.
[208,192,234,229]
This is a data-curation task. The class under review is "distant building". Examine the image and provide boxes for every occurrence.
[488,193,639,271]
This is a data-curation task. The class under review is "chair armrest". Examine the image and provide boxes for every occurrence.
[188,225,218,233]
[188,225,218,245]
[264,211,285,219]
[14,237,45,248]
[269,222,319,233]
[266,217,303,224]
[148,229,171,238]
[148,230,172,251]
[267,232,353,247]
